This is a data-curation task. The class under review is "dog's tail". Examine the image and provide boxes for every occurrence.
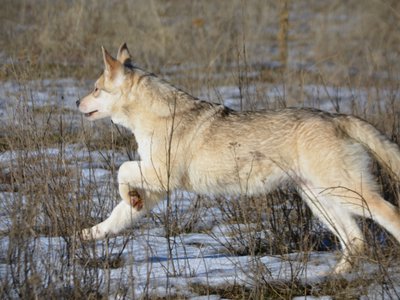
[337,115,400,180]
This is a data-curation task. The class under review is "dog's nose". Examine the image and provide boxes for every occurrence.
[76,99,80,107]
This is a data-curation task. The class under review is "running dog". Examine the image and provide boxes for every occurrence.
[76,43,400,273]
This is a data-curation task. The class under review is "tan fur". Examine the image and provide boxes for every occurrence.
[77,43,400,274]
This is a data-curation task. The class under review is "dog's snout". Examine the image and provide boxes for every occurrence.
[76,99,80,107]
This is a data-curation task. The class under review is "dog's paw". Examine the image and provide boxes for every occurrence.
[80,227,94,240]
[129,190,143,210]
[80,225,105,240]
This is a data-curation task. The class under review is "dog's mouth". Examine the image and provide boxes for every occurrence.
[84,110,98,117]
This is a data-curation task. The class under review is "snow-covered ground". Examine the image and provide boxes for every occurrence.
[1,78,399,299]
[0,218,339,298]
[1,184,399,298]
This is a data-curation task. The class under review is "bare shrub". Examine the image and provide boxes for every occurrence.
[0,1,399,299]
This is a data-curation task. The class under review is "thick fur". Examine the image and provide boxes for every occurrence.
[77,43,400,274]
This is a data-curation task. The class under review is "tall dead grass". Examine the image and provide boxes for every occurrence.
[1,1,399,83]
[0,0,400,299]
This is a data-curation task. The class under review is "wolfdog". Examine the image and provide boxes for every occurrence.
[76,43,400,274]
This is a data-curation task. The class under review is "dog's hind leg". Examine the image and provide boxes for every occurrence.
[298,186,365,274]
[348,191,400,244]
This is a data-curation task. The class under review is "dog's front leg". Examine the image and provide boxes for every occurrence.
[81,161,166,240]
[81,199,145,240]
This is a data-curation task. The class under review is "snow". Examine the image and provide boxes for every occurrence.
[1,78,399,299]
[2,218,397,298]
[0,223,340,297]
[293,297,332,300]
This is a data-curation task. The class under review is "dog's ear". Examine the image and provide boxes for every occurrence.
[102,46,122,76]
[117,42,132,65]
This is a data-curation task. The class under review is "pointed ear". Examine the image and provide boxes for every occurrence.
[102,46,121,75]
[117,42,132,65]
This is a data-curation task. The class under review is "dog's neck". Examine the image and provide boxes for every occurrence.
[108,69,229,161]
[111,72,201,128]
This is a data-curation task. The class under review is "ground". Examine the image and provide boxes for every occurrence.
[1,0,400,298]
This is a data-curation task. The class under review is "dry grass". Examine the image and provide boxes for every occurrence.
[1,0,400,299]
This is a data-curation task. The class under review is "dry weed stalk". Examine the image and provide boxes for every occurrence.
[0,0,399,299]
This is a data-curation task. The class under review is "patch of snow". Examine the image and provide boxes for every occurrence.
[1,78,399,299]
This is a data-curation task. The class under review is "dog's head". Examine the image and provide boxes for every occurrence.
[76,43,133,120]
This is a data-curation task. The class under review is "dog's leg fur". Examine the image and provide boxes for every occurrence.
[299,186,365,274]
[81,200,146,240]
[117,161,167,207]
[81,161,166,240]
[349,192,400,242]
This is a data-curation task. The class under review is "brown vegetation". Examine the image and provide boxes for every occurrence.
[0,0,399,299]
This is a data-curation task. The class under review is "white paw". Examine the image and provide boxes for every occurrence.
[332,261,352,275]
[80,228,93,240]
[80,225,105,240]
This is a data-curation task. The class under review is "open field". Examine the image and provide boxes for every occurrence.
[1,0,400,299]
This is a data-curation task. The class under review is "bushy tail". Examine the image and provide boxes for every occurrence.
[337,115,400,180]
